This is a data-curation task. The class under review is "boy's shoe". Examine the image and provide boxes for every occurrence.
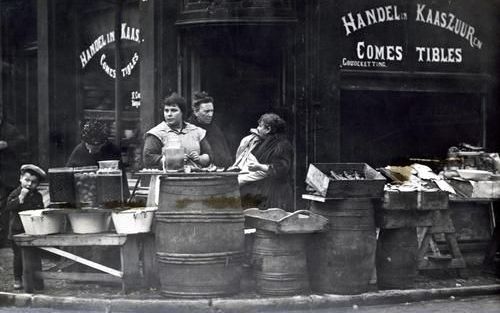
[13,279,22,290]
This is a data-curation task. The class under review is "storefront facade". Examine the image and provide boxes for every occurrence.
[1,0,499,209]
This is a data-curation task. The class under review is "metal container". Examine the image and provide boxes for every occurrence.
[155,175,244,298]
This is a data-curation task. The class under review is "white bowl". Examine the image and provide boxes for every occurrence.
[67,211,110,234]
[456,169,492,181]
[112,207,157,234]
[19,209,65,235]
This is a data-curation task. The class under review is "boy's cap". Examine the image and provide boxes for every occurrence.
[21,164,47,180]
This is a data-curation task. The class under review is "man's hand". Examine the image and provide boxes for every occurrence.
[0,140,8,150]
[18,187,30,204]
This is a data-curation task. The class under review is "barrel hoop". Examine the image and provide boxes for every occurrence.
[255,271,308,281]
[155,213,244,223]
[156,211,243,216]
[253,248,304,256]
[160,175,234,182]
[156,251,244,264]
[314,210,372,217]
[159,196,242,209]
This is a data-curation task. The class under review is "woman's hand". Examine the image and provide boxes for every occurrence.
[248,161,269,172]
[187,151,200,162]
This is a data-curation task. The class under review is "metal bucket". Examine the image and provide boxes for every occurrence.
[308,198,377,294]
[156,175,244,298]
[376,227,417,289]
[253,229,309,296]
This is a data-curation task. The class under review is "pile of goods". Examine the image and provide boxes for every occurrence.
[28,160,156,236]
[329,170,365,180]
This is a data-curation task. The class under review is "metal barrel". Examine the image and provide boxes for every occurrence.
[376,227,417,290]
[308,198,377,294]
[156,175,244,298]
[252,229,309,296]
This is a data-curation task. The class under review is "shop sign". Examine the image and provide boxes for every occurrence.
[79,23,140,79]
[339,1,485,72]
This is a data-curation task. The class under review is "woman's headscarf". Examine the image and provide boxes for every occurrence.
[81,119,109,145]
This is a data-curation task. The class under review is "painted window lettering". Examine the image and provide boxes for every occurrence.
[415,3,482,49]
[341,5,406,36]
[415,47,462,63]
[356,42,403,61]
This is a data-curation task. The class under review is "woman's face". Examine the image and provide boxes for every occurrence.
[257,121,271,138]
[163,104,183,128]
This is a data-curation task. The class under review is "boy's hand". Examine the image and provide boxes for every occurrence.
[19,187,30,204]
[0,140,8,150]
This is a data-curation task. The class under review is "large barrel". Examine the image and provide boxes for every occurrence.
[252,229,309,296]
[308,198,377,294]
[376,228,417,289]
[155,175,244,298]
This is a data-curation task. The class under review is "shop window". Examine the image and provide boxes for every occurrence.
[340,90,482,168]
[77,0,141,170]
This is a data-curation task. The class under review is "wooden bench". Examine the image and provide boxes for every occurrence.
[13,232,158,293]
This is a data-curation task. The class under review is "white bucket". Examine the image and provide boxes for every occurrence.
[67,211,111,234]
[19,209,64,235]
[112,207,157,234]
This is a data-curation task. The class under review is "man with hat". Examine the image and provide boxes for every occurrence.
[4,164,46,289]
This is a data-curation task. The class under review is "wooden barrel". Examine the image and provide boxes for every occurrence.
[252,229,309,296]
[156,175,244,298]
[308,198,377,294]
[376,228,417,289]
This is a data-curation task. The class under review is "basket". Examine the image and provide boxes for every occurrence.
[19,209,65,235]
[111,207,157,234]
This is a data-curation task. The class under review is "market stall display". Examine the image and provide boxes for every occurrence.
[376,164,466,289]
[304,163,384,295]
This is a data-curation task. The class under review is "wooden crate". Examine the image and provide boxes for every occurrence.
[305,163,386,198]
[383,190,448,210]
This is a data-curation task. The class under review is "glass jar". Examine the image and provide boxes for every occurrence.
[162,136,184,171]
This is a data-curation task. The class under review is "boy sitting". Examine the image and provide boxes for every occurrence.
[5,164,45,289]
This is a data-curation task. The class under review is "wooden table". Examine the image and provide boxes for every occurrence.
[13,232,157,293]
[376,190,466,272]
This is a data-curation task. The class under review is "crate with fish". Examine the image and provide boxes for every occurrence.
[306,163,386,198]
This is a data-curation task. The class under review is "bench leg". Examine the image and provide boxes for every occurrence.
[22,247,43,292]
[121,235,140,293]
[142,233,160,289]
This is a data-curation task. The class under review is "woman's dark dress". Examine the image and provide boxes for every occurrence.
[240,134,294,212]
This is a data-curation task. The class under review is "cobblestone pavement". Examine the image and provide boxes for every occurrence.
[1,247,499,299]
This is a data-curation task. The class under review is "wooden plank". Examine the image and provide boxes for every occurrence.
[14,233,127,246]
[418,257,466,270]
[40,247,123,278]
[121,235,141,292]
[376,210,434,229]
[22,247,43,292]
[142,234,160,288]
[37,272,121,284]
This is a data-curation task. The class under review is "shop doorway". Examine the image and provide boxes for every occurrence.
[180,26,293,154]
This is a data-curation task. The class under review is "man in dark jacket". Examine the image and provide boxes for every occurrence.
[187,91,234,168]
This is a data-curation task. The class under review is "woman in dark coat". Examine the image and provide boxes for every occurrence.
[237,113,294,211]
